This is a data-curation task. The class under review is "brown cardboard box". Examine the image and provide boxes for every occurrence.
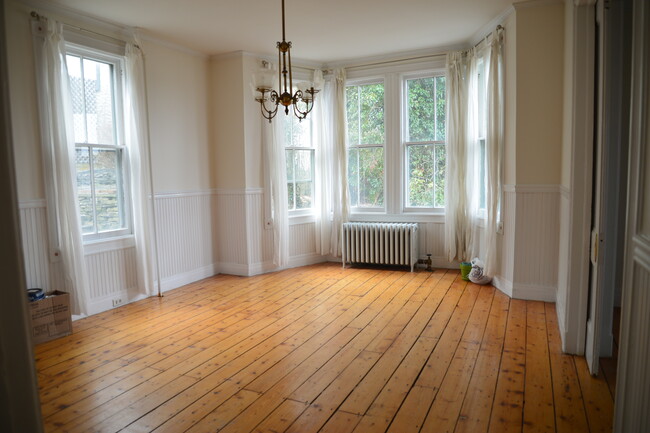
[29,290,72,345]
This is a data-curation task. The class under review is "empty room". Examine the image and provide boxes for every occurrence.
[1,0,649,432]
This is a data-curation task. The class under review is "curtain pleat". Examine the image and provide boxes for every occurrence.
[33,19,89,315]
[124,41,158,296]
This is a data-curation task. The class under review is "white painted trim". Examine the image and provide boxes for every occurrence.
[560,185,570,198]
[513,0,564,10]
[493,275,514,297]
[86,288,145,316]
[84,235,135,255]
[18,199,46,209]
[157,263,218,292]
[325,47,456,71]
[214,187,264,196]
[502,184,562,193]
[154,189,215,199]
[512,283,558,302]
[349,214,445,224]
[560,0,597,355]
[288,253,328,269]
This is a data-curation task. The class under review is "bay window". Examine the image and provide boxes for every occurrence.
[345,70,446,217]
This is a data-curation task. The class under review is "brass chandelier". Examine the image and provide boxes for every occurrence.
[255,0,318,122]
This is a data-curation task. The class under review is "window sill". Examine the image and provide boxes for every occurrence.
[289,213,317,225]
[84,235,135,255]
[349,213,445,223]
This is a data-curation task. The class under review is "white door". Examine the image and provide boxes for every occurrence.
[584,0,607,375]
[614,0,650,430]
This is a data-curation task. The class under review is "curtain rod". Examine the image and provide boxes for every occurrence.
[30,11,137,49]
[341,53,446,72]
[474,24,504,49]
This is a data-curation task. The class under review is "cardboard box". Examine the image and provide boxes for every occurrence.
[29,290,72,345]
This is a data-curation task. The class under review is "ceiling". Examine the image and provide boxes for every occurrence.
[29,0,514,64]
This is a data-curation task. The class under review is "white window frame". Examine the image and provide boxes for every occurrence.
[401,70,446,214]
[65,43,132,242]
[476,58,488,219]
[285,109,316,218]
[346,76,387,214]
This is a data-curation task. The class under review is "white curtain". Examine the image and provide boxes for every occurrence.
[445,50,473,263]
[124,40,158,296]
[263,110,290,267]
[33,19,89,315]
[482,28,504,277]
[314,70,333,255]
[328,69,350,257]
[445,28,504,277]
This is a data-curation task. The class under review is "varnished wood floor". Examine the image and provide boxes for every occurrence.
[35,263,614,432]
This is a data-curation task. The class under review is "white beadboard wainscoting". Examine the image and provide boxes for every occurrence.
[18,184,564,317]
[154,191,217,290]
[496,185,561,302]
[214,188,326,275]
[19,190,219,316]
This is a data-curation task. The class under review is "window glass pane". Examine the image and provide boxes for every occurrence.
[435,76,446,141]
[295,181,313,209]
[285,149,295,182]
[75,147,94,234]
[360,84,384,144]
[348,148,359,207]
[82,58,115,145]
[294,150,312,181]
[345,86,360,145]
[92,148,123,232]
[478,138,480,209]
[348,147,384,208]
[66,55,86,143]
[346,83,384,145]
[407,144,434,207]
[287,181,295,210]
[407,77,435,142]
[434,144,446,208]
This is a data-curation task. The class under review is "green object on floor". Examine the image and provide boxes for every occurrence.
[460,262,472,281]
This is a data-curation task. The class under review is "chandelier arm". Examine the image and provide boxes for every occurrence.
[258,90,279,121]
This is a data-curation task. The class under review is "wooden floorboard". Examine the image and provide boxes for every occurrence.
[34,263,614,432]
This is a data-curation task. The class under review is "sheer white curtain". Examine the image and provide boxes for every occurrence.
[445,28,504,277]
[314,70,333,255]
[33,19,89,315]
[445,50,473,264]
[328,69,349,257]
[124,40,158,296]
[263,110,290,267]
[481,28,504,276]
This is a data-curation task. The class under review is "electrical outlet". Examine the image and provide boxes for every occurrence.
[112,298,123,308]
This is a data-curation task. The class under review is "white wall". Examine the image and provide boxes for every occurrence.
[514,1,565,185]
[143,39,212,193]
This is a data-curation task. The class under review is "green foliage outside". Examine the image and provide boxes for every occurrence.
[407,76,446,208]
[346,83,385,207]
[346,76,447,209]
